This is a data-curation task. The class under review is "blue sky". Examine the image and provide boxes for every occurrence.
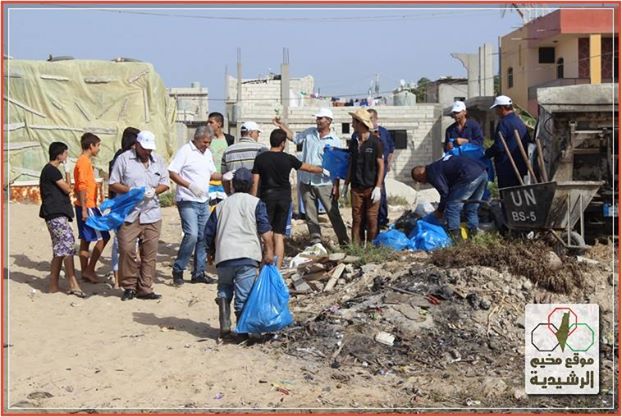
[6,4,527,112]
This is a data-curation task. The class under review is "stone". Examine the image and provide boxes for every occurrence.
[479,298,491,310]
[328,252,346,262]
[522,280,534,291]
[385,178,419,205]
[546,251,563,271]
[361,263,380,274]
[293,278,311,293]
[513,388,527,400]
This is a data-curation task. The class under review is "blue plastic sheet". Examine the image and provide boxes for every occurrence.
[322,145,350,180]
[373,228,410,251]
[235,264,293,334]
[86,187,145,231]
[409,220,452,252]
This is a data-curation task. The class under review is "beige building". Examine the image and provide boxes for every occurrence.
[500,8,619,115]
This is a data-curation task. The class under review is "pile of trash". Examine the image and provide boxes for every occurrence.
[266,234,615,407]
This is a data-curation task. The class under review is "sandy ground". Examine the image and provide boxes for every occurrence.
[6,202,401,412]
[6,202,618,413]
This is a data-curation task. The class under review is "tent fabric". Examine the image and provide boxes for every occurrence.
[5,59,177,185]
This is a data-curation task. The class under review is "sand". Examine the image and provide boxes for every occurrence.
[6,202,399,412]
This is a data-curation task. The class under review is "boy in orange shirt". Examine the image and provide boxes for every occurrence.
[74,133,110,283]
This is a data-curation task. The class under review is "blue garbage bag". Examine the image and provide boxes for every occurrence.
[447,143,485,159]
[421,212,443,226]
[373,228,410,251]
[322,145,350,180]
[86,187,145,231]
[408,219,452,252]
[235,264,293,334]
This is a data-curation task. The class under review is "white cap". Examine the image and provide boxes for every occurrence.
[241,121,262,132]
[451,101,466,113]
[136,130,156,150]
[314,108,333,119]
[490,95,513,109]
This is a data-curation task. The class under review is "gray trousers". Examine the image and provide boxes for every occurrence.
[300,183,349,245]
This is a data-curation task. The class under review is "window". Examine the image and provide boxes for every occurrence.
[539,47,555,64]
[556,57,564,79]
[507,67,514,89]
[389,130,408,150]
[341,123,350,134]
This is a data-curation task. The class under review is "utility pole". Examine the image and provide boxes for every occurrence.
[280,47,290,123]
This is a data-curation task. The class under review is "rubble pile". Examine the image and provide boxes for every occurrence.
[265,237,616,407]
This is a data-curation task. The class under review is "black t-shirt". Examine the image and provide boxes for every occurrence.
[349,135,384,189]
[252,151,303,201]
[39,163,74,221]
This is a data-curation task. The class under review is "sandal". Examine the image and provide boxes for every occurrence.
[67,290,88,299]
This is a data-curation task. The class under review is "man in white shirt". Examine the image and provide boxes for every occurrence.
[168,125,221,286]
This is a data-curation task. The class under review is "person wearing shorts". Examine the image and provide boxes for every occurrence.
[74,132,110,283]
[39,142,85,297]
[251,128,327,268]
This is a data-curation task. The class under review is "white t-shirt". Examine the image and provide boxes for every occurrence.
[168,141,216,202]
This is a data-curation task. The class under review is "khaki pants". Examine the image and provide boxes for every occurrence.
[300,183,349,245]
[351,187,380,245]
[118,219,162,295]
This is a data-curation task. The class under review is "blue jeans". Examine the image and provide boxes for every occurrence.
[445,172,488,231]
[216,264,257,314]
[173,200,209,278]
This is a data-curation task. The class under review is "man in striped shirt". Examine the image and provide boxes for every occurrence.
[221,121,267,194]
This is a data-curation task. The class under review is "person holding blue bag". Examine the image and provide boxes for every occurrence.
[203,167,274,340]
[444,101,484,152]
[411,155,488,242]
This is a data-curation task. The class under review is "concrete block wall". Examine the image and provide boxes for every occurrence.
[234,104,443,183]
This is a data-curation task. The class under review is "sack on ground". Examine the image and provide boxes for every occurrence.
[409,219,452,252]
[322,145,350,180]
[235,264,293,334]
[86,187,145,231]
[373,228,410,251]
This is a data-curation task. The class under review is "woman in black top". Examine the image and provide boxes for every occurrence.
[39,142,85,297]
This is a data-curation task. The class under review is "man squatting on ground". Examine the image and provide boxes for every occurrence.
[203,167,274,339]
[411,154,488,241]
[109,131,170,301]
[39,142,85,298]
[251,128,328,268]
[168,125,222,286]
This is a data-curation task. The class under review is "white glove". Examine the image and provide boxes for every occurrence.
[144,187,156,199]
[371,186,382,204]
[322,168,331,178]
[188,182,206,199]
[222,170,235,182]
[341,183,350,199]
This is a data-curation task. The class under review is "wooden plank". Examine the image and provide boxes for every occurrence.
[323,264,346,292]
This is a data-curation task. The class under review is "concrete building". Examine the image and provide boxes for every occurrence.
[500,8,619,115]
[168,82,209,147]
[424,78,468,108]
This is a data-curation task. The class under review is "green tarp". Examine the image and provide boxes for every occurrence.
[4,59,176,184]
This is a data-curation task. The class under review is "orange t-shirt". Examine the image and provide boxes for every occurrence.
[73,154,98,208]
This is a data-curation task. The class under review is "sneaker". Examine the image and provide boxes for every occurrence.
[121,289,136,301]
[172,271,184,286]
[191,274,217,284]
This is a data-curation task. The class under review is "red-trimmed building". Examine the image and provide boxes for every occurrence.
[500,8,619,115]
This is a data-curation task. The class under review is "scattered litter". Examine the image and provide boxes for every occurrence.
[374,331,395,347]
[465,398,481,406]
[272,383,290,395]
[27,391,53,400]
[214,392,223,400]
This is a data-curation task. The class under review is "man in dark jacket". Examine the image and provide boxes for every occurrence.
[411,155,488,240]
[485,95,531,188]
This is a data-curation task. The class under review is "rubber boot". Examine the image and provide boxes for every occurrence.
[215,297,231,338]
